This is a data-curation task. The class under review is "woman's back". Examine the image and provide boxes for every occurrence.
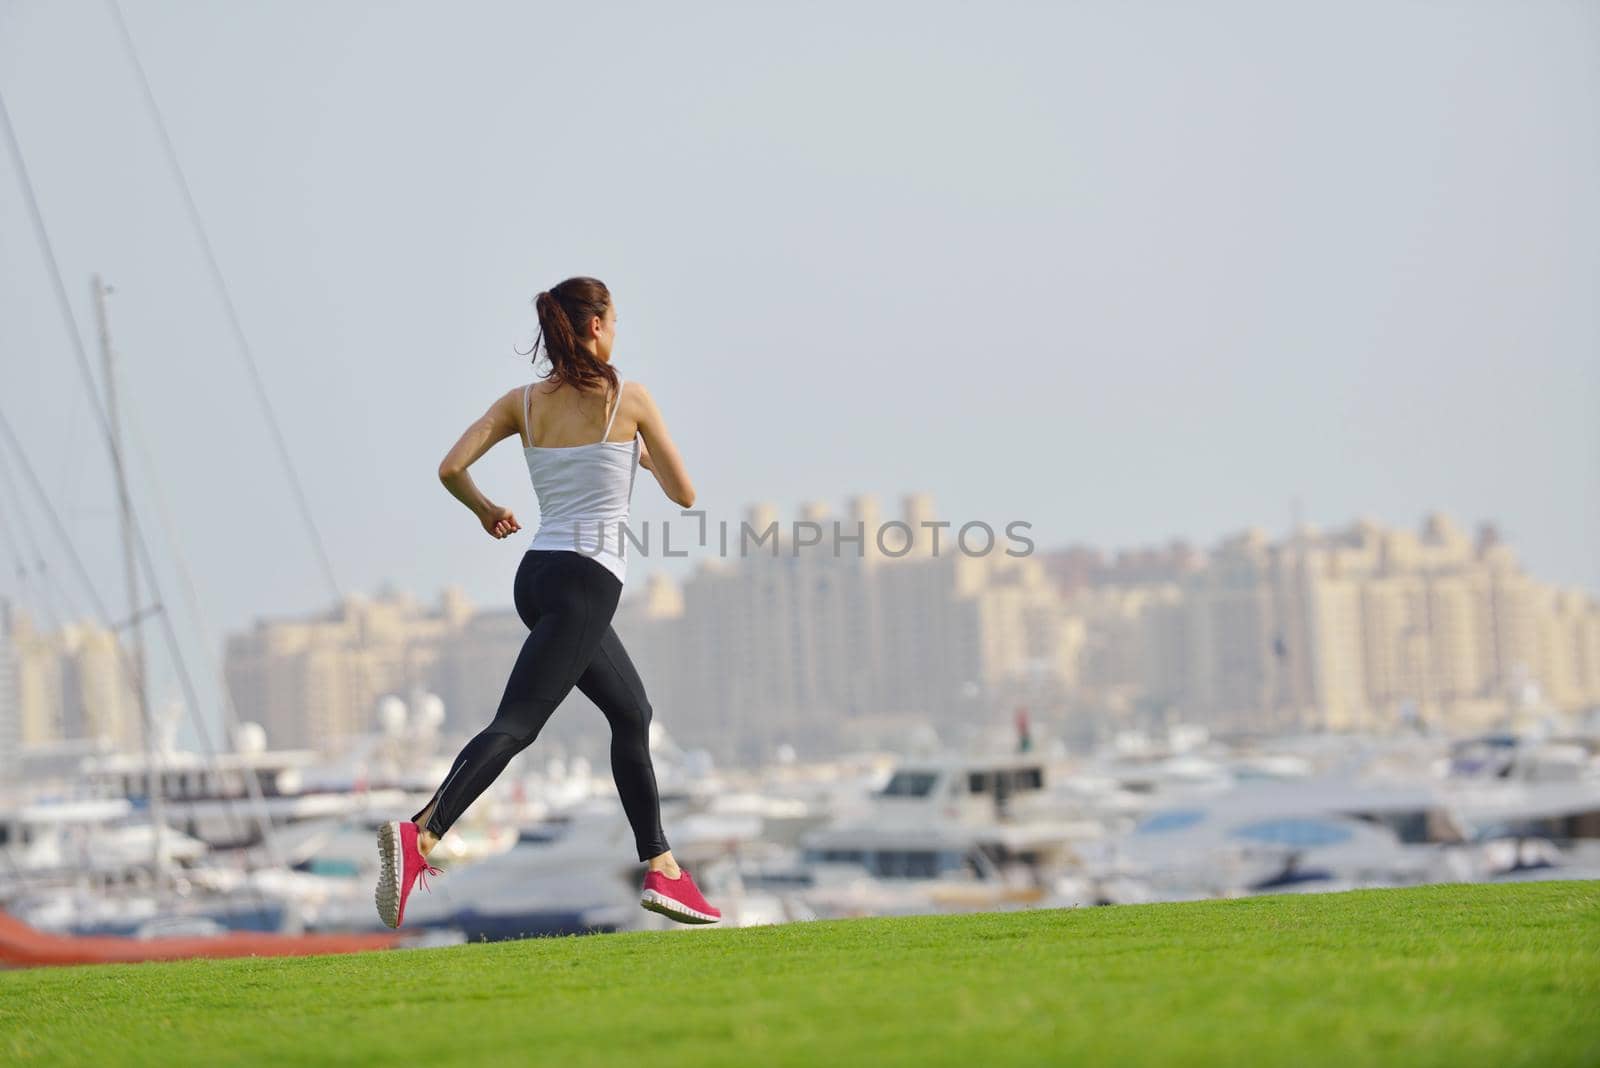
[523,377,638,448]
[521,377,640,584]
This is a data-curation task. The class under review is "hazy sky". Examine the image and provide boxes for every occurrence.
[2,2,1596,733]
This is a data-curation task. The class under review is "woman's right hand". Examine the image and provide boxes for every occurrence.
[479,504,521,540]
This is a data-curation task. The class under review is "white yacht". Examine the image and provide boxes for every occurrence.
[750,751,1103,916]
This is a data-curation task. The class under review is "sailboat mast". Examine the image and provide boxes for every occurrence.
[92,274,166,892]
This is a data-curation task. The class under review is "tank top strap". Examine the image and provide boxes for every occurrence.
[521,382,535,447]
[599,378,626,443]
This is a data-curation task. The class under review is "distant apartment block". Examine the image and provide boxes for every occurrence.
[1046,514,1600,734]
[2,604,142,751]
[598,494,1074,763]
[0,601,19,781]
[224,586,476,750]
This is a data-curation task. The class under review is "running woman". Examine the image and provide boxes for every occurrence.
[374,276,721,928]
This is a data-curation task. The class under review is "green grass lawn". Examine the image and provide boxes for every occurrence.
[2,880,1595,1067]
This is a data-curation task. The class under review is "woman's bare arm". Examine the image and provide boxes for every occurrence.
[438,388,524,539]
[630,381,695,509]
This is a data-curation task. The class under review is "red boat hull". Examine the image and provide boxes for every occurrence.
[0,909,402,968]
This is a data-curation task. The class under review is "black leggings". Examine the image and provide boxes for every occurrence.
[412,549,670,863]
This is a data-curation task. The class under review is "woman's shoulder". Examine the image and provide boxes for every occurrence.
[519,371,643,413]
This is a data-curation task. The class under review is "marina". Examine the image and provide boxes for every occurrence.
[5,704,1598,963]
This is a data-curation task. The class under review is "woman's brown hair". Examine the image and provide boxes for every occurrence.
[520,276,618,397]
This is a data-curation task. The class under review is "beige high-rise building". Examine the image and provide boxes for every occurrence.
[1054,513,1600,735]
[849,493,886,565]
[0,601,18,780]
[225,586,476,750]
[4,607,141,750]
[225,583,650,755]
[63,623,142,747]
[606,494,1080,764]
[9,609,63,746]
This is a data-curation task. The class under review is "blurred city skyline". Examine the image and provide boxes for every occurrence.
[1,1,1595,731]
[12,504,1597,770]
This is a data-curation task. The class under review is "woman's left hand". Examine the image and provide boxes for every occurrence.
[479,504,521,540]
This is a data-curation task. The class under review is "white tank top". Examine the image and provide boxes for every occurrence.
[520,377,640,585]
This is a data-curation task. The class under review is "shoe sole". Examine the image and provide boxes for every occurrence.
[640,887,720,925]
[375,821,402,928]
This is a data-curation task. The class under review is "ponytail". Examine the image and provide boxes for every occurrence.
[521,276,618,398]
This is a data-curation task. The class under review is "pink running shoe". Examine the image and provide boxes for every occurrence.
[640,866,721,925]
[375,820,442,928]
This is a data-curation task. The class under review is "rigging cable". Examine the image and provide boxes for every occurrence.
[122,362,294,865]
[105,0,343,604]
[0,437,71,630]
[0,403,280,914]
[105,1,396,776]
[0,89,137,661]
[0,85,284,881]
[107,1,414,785]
